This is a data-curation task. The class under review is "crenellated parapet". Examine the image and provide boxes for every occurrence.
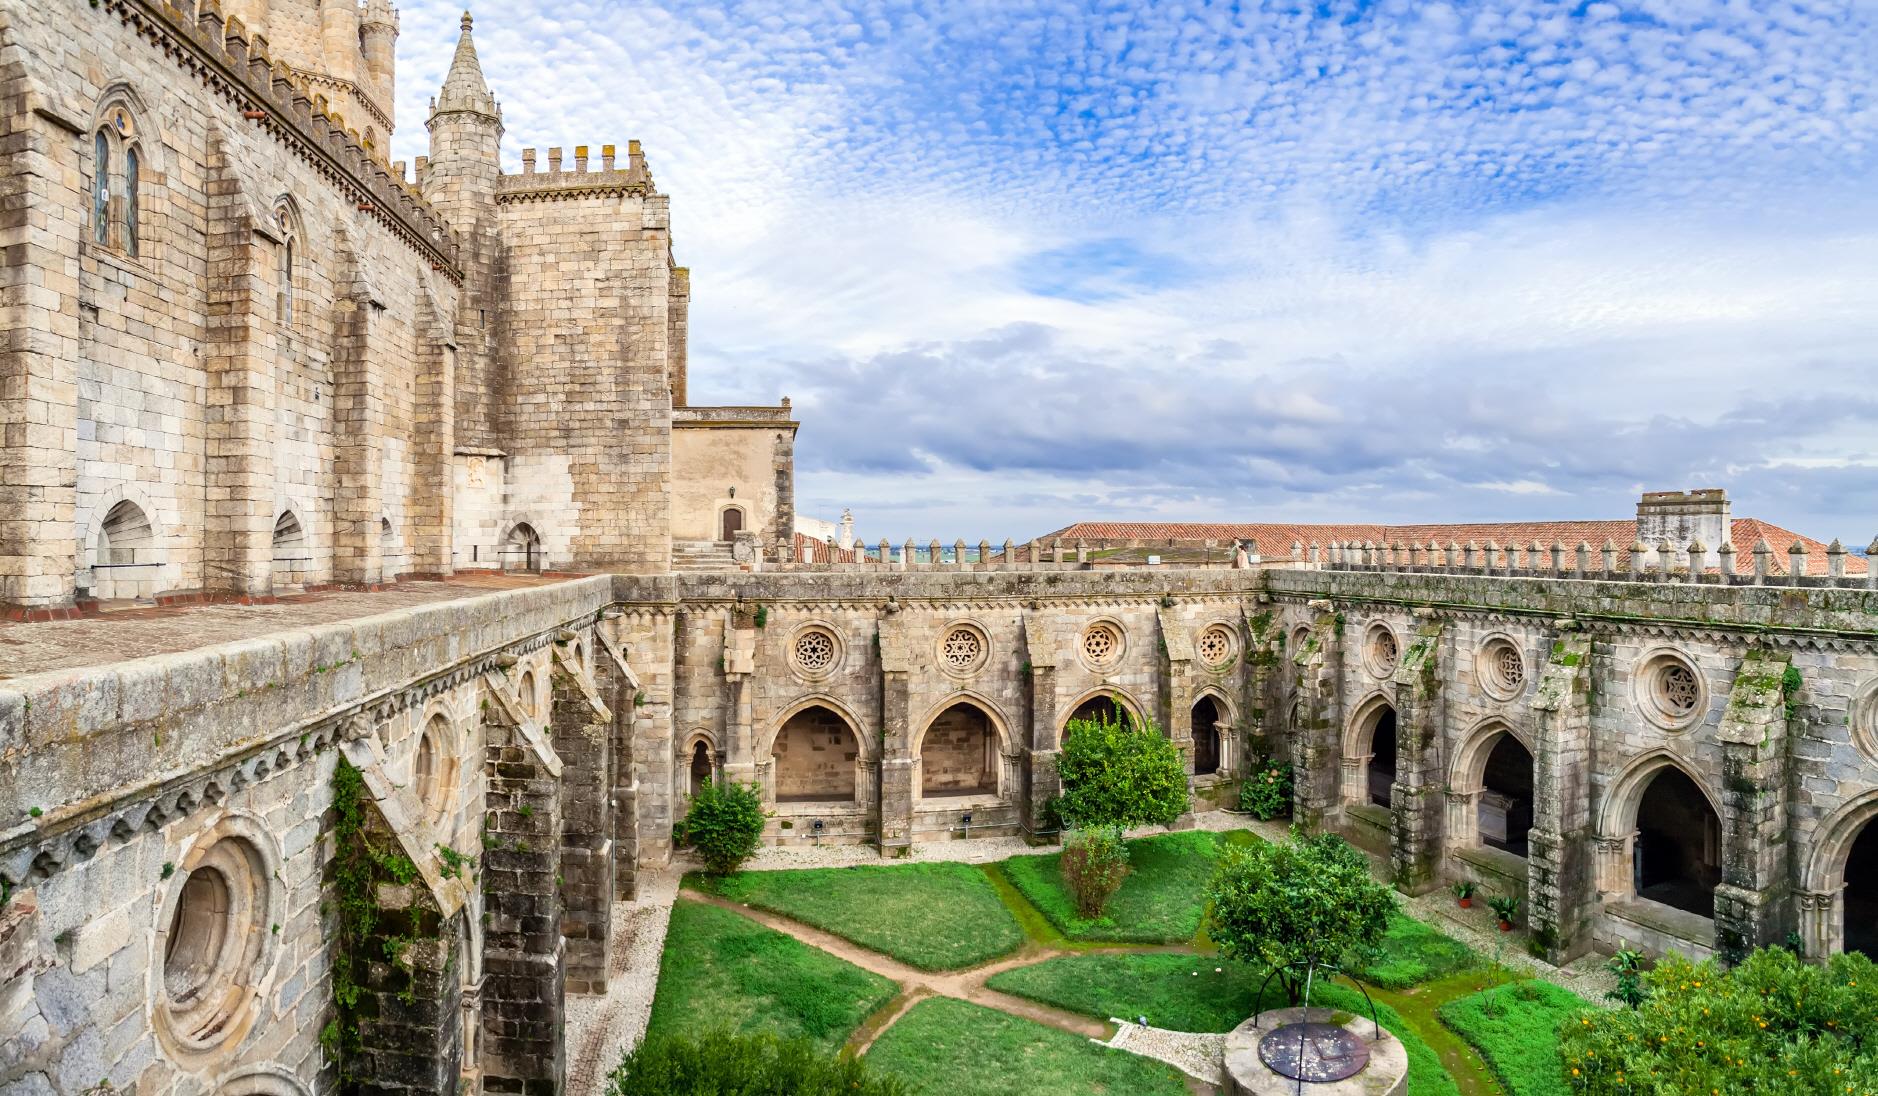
[95,0,461,279]
[497,140,660,204]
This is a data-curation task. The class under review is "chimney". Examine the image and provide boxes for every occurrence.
[1636,489,1730,571]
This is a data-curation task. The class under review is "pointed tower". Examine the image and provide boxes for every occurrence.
[424,11,505,451]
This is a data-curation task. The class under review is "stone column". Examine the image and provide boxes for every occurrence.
[411,330,456,578]
[878,610,914,851]
[0,101,83,612]
[550,640,613,995]
[1389,616,1445,894]
[1528,630,1594,964]
[481,715,566,1094]
[597,612,641,899]
[201,146,278,598]
[332,271,388,586]
[1713,649,1793,960]
[1798,888,1843,958]
[1290,601,1344,829]
[1021,613,1061,833]
[627,607,677,873]
[719,610,756,783]
[1157,605,1195,769]
[352,834,465,1096]
[1241,604,1284,765]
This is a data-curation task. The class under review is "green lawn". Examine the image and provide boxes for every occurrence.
[986,952,1460,1096]
[865,996,1189,1096]
[1438,980,1593,1096]
[645,898,899,1051]
[695,861,1024,970]
[1355,911,1482,989]
[998,829,1258,943]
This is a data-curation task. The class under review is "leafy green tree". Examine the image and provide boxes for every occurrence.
[610,1029,908,1095]
[682,779,767,875]
[1561,947,1878,1095]
[1204,827,1395,1005]
[1056,709,1190,829]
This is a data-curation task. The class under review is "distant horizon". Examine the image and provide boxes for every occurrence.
[394,1,1878,543]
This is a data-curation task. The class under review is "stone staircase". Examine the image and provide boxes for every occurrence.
[671,540,740,572]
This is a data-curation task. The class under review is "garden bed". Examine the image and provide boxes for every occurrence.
[1355,911,1481,988]
[1438,979,1593,1096]
[864,996,1189,1095]
[998,829,1259,943]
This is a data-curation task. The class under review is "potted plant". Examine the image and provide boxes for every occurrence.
[1452,880,1478,909]
[1488,895,1520,932]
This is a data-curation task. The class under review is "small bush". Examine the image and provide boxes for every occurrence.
[1057,710,1190,829]
[683,779,767,875]
[1238,755,1293,819]
[609,1029,908,1095]
[1059,826,1131,917]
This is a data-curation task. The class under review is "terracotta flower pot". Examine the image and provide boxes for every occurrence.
[1458,897,1473,909]
[1498,919,1513,932]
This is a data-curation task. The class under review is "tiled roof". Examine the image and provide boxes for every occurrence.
[1038,518,1867,575]
[791,532,860,563]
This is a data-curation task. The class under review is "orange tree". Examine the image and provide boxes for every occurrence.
[1559,947,1878,1094]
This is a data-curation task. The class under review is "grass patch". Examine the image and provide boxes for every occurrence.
[865,996,1188,1096]
[694,861,1024,970]
[646,898,898,1051]
[1355,911,1482,989]
[1438,979,1593,1096]
[986,952,1460,1096]
[998,829,1258,943]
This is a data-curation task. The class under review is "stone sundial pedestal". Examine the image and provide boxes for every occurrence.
[1224,1007,1408,1096]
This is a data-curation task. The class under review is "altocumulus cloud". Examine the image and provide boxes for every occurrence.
[390,0,1878,541]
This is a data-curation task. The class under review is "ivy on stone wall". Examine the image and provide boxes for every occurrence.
[322,758,420,1072]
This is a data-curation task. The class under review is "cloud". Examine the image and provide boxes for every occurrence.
[385,0,1878,542]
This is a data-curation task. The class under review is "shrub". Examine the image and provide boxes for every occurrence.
[683,779,767,875]
[1559,947,1878,1094]
[1238,755,1293,819]
[1204,826,1395,1005]
[1059,826,1131,917]
[609,1028,908,1095]
[1604,946,1645,1008]
[1056,710,1190,829]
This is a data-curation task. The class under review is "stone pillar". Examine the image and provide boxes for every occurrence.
[1528,630,1594,964]
[1241,604,1284,766]
[1798,888,1843,959]
[719,610,756,783]
[1389,615,1445,894]
[481,720,566,1094]
[1713,649,1793,960]
[201,146,278,598]
[1158,605,1195,767]
[878,611,914,850]
[1022,613,1061,833]
[550,640,613,995]
[411,330,456,578]
[353,851,465,1096]
[0,101,83,612]
[597,613,641,899]
[332,272,388,586]
[1290,602,1344,829]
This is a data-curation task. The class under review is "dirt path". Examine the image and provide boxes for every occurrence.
[687,890,1114,1040]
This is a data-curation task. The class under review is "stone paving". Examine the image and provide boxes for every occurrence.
[564,867,684,1093]
[0,573,579,679]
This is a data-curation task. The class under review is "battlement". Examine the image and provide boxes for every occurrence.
[495,140,658,202]
[122,0,458,276]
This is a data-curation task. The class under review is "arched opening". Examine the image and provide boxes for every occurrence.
[1191,695,1222,775]
[1633,766,1721,918]
[1479,734,1535,857]
[689,740,714,797]
[719,507,744,543]
[272,510,308,587]
[920,703,997,798]
[503,523,541,573]
[772,705,858,803]
[165,867,231,1007]
[1064,693,1131,739]
[92,130,110,244]
[1367,709,1397,807]
[1844,821,1878,958]
[515,669,538,721]
[92,499,157,600]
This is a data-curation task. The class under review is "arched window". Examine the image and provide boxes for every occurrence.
[503,523,542,572]
[98,499,153,565]
[1190,696,1222,776]
[772,705,859,803]
[279,237,294,325]
[92,130,111,244]
[689,741,714,797]
[124,147,140,256]
[920,704,997,798]
[272,510,308,587]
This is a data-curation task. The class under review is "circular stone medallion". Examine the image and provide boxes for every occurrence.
[1256,1022,1371,1083]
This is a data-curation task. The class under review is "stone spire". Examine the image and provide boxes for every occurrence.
[431,11,500,121]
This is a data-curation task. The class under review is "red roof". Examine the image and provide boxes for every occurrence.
[1038,519,1866,576]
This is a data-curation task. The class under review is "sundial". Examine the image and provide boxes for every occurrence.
[1256,1020,1371,1083]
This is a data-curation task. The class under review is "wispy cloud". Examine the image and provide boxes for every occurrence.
[390,0,1878,542]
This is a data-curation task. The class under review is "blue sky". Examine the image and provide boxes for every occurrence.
[393,0,1878,543]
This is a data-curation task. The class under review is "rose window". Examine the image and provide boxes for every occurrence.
[1657,663,1699,716]
[1368,627,1399,676]
[793,629,837,674]
[1197,625,1234,668]
[941,626,986,673]
[1081,623,1121,667]
[1481,640,1525,697]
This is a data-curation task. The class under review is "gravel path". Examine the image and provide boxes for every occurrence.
[1104,1019,1227,1085]
[564,867,682,1091]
